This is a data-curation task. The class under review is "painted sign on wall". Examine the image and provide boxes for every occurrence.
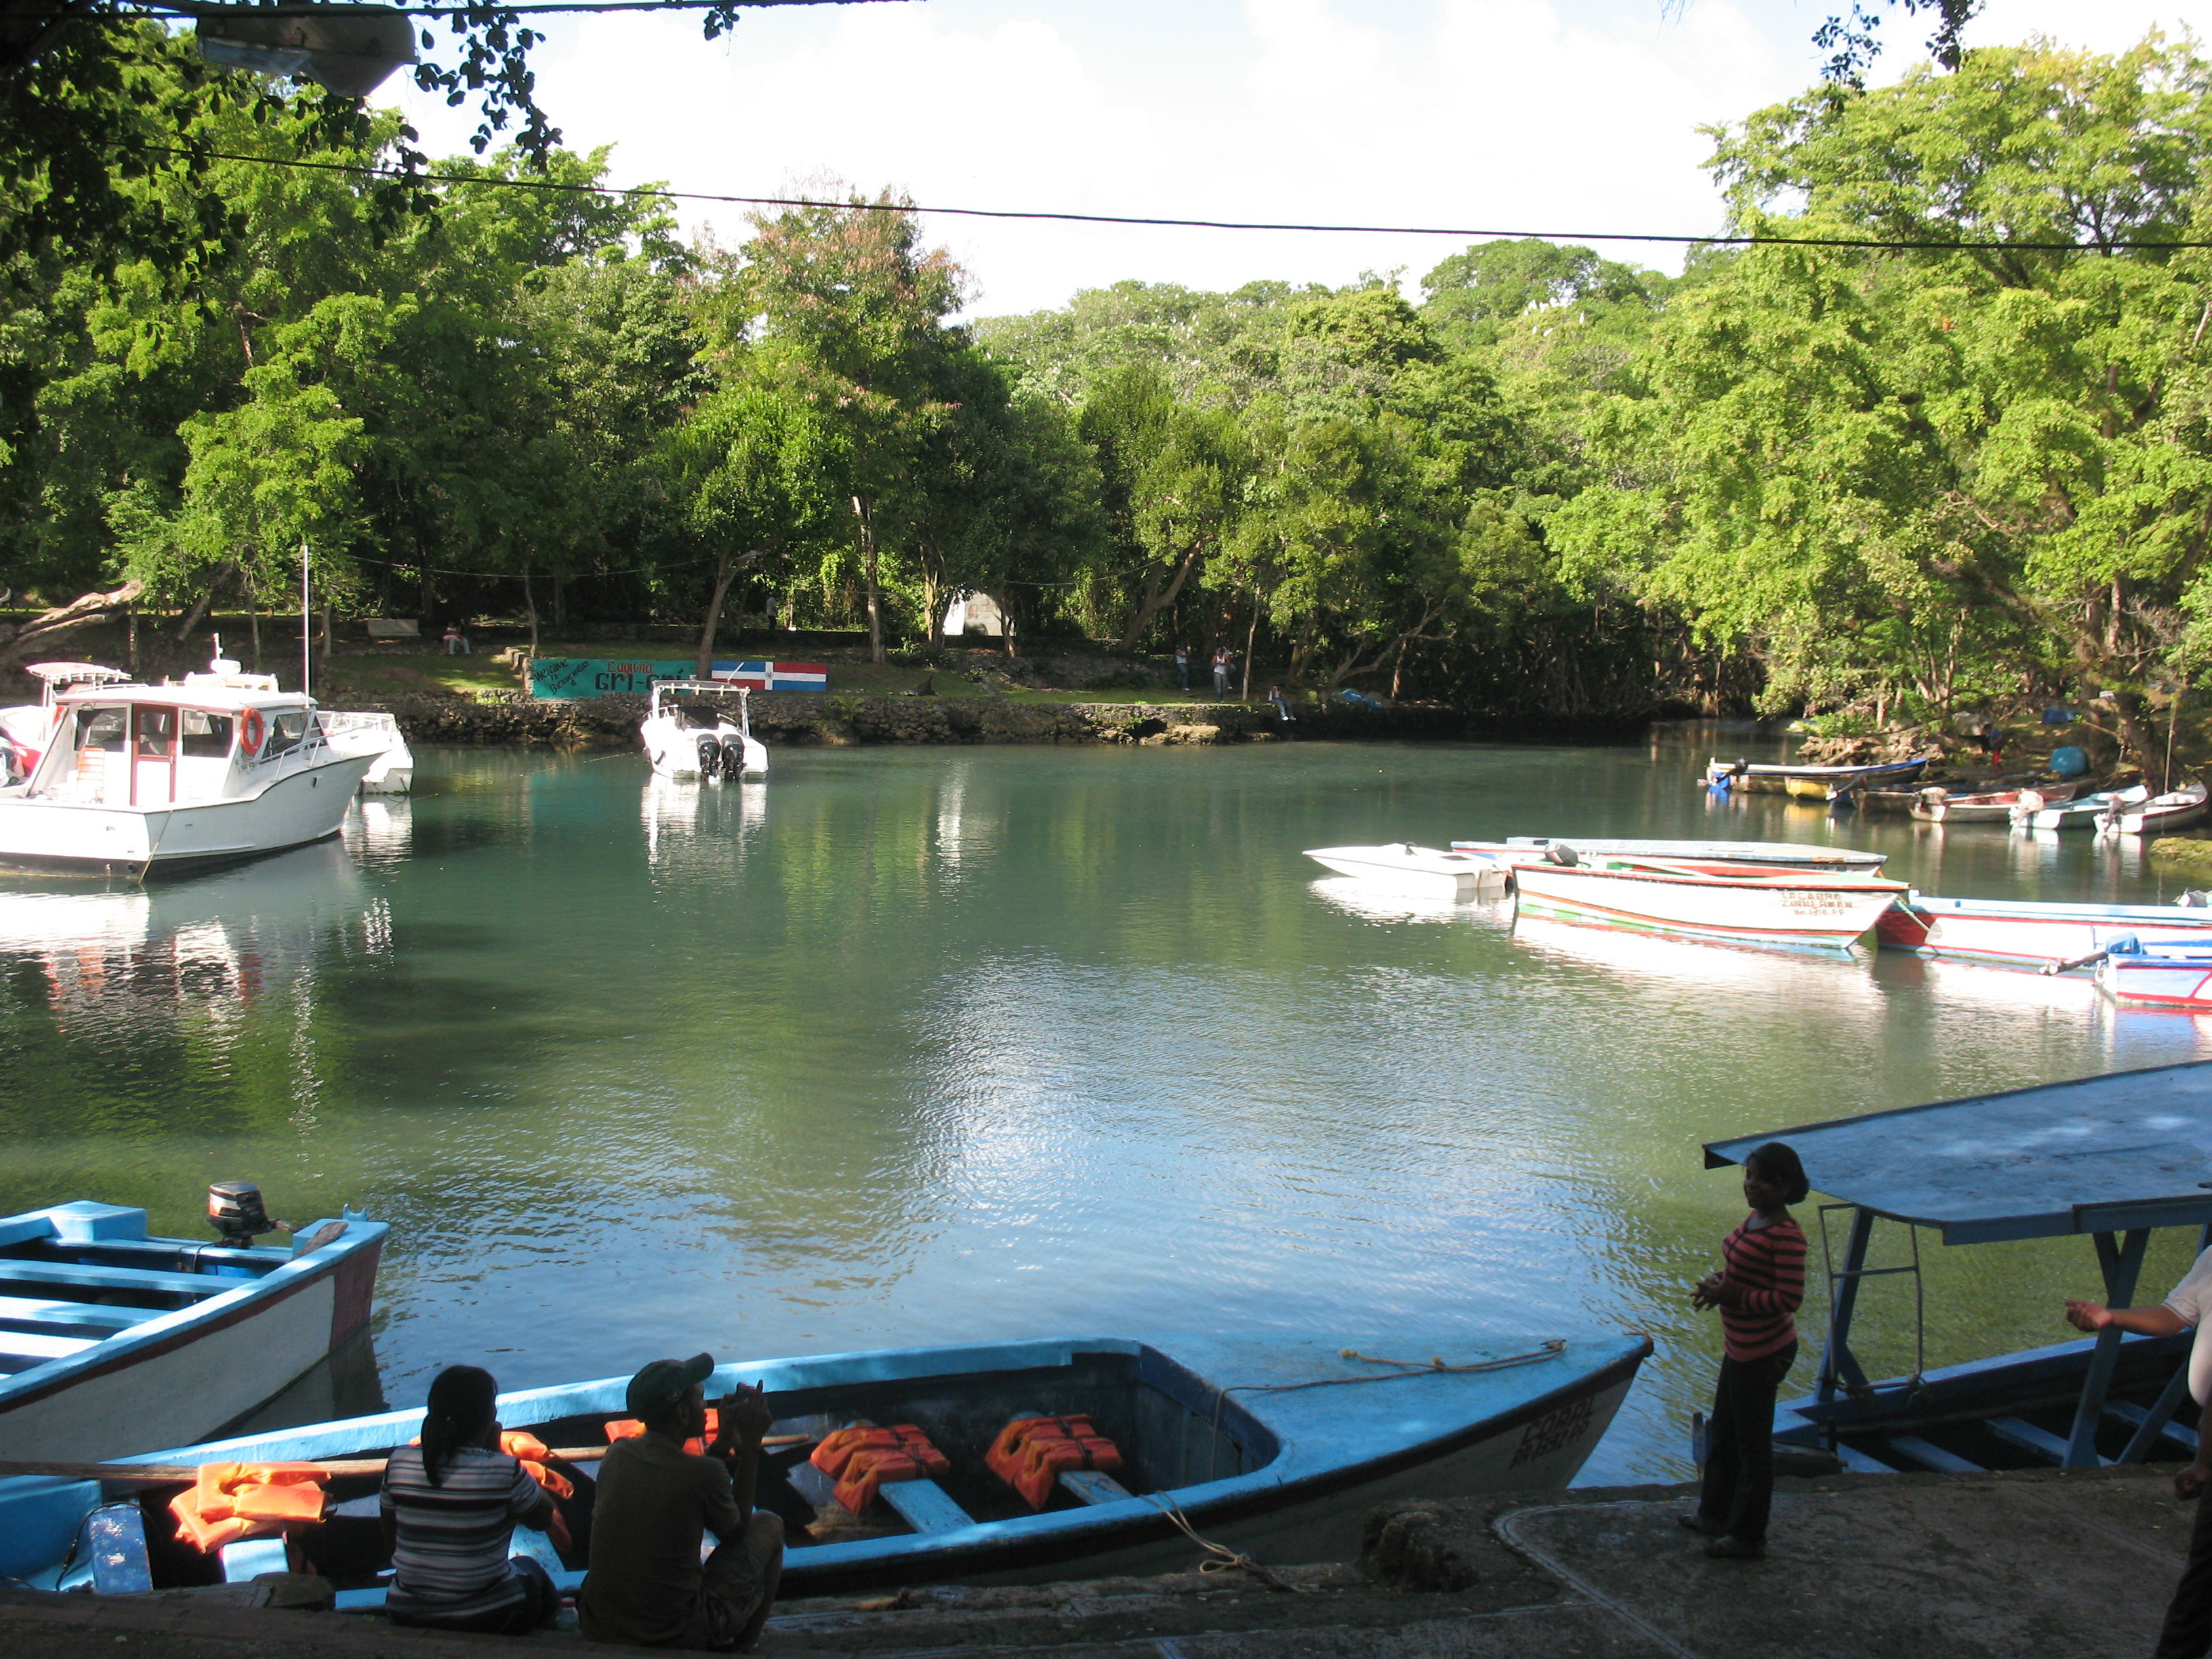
[529,659,832,700]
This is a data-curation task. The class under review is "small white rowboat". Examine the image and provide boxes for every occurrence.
[2111,781,2210,836]
[1877,893,2212,968]
[2096,939,2212,1009]
[1303,844,1500,900]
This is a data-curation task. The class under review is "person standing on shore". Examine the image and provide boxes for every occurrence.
[1212,647,1233,699]
[1683,1142,1808,1561]
[1174,644,1191,691]
[2066,1248,2212,1657]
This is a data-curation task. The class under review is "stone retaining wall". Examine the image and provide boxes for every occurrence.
[346,693,1466,749]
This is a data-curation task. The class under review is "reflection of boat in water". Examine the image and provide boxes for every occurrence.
[66,1330,1647,1600]
[640,773,767,869]
[1302,843,1498,899]
[0,840,380,1024]
[1308,876,1509,927]
[1711,1061,2212,1477]
[1511,914,1878,1000]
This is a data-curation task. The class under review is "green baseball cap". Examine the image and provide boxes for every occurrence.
[625,1353,714,1417]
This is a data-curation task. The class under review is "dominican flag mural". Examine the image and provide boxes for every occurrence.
[710,661,830,691]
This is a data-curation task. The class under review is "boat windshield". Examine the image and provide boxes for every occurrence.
[260,708,314,759]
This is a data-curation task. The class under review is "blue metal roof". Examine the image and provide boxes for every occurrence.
[1703,1060,2212,1244]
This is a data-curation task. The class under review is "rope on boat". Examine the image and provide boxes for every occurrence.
[1142,1494,1303,1593]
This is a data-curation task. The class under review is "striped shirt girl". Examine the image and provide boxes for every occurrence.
[380,1443,544,1620]
[1717,1214,1806,1361]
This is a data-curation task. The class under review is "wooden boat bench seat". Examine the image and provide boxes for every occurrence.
[0,1260,231,1299]
[0,1294,158,1333]
[0,1330,101,1369]
[876,1479,975,1535]
[1057,1469,1134,1506]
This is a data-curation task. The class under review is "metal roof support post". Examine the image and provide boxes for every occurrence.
[1818,1204,1878,1404]
[2067,1227,2150,1467]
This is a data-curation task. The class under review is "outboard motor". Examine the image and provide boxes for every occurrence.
[721,737,752,778]
[696,734,724,779]
[207,1181,281,1245]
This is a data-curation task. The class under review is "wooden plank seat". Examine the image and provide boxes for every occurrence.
[1058,1469,1135,1506]
[2105,1399,2199,1454]
[1988,1416,2089,1465]
[1885,1434,1982,1474]
[0,1294,158,1334]
[0,1261,232,1299]
[877,1479,975,1535]
[0,1331,100,1364]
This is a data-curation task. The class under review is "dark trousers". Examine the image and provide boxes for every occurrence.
[2158,1485,2212,1658]
[1697,1340,1796,1546]
[390,1555,557,1635]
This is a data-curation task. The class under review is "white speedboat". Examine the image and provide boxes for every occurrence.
[2012,785,2149,831]
[1454,837,1889,872]
[0,662,133,783]
[1509,850,1907,950]
[318,710,414,793]
[1302,843,1500,899]
[640,679,766,781]
[0,660,377,875]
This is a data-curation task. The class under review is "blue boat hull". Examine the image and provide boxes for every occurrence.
[58,1331,1649,1599]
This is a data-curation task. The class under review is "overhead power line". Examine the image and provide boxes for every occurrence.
[51,1,897,20]
[150,145,2212,254]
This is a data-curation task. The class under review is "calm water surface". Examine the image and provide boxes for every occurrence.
[4,731,2207,1481]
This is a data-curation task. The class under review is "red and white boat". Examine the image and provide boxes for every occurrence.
[2097,939,2212,1008]
[1877,893,2212,968]
[0,1190,386,1462]
[1507,852,1907,950]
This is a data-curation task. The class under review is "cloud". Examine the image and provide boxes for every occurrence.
[388,0,2212,316]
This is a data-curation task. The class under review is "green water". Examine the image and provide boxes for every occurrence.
[2,731,2205,1482]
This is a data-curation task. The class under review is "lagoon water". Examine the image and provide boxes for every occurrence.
[3,731,2207,1482]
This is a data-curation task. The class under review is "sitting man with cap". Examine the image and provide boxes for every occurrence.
[577,1354,785,1650]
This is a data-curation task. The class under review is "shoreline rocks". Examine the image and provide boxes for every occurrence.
[339,692,1470,749]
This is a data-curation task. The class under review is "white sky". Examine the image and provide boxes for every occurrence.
[388,0,2211,316]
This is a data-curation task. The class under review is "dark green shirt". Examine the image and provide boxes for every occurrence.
[578,1431,748,1646]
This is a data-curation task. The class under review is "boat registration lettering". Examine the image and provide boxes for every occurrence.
[1509,1396,1595,1468]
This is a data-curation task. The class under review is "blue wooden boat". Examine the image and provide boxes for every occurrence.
[5,1330,1649,1599]
[0,1195,385,1467]
[1706,1060,2212,1475]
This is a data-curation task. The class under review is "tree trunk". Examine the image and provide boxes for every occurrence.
[248,600,260,670]
[853,495,884,663]
[521,567,539,661]
[1114,545,1204,650]
[697,550,738,678]
[171,562,234,643]
[319,600,333,663]
[1239,590,1259,700]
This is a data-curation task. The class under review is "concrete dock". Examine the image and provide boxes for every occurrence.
[0,1467,2188,1658]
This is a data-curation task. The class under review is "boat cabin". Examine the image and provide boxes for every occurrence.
[18,682,323,811]
[1706,1060,2212,1475]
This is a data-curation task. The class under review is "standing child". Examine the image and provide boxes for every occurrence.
[1684,1141,1808,1561]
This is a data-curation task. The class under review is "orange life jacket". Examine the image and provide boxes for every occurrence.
[985,1414,1122,1511]
[169,1462,329,1552]
[808,1424,951,1516]
[602,1410,718,1458]
[497,1431,575,1498]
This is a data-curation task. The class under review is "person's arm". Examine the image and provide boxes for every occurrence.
[2064,1300,2190,1338]
[705,1385,773,1532]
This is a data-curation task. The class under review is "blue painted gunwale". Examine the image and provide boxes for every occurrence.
[0,1202,388,1414]
[115,1331,1650,1597]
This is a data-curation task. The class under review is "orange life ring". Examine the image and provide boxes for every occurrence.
[238,707,266,756]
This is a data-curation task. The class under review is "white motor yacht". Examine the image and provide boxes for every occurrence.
[0,658,379,875]
[640,679,766,781]
[319,710,414,793]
